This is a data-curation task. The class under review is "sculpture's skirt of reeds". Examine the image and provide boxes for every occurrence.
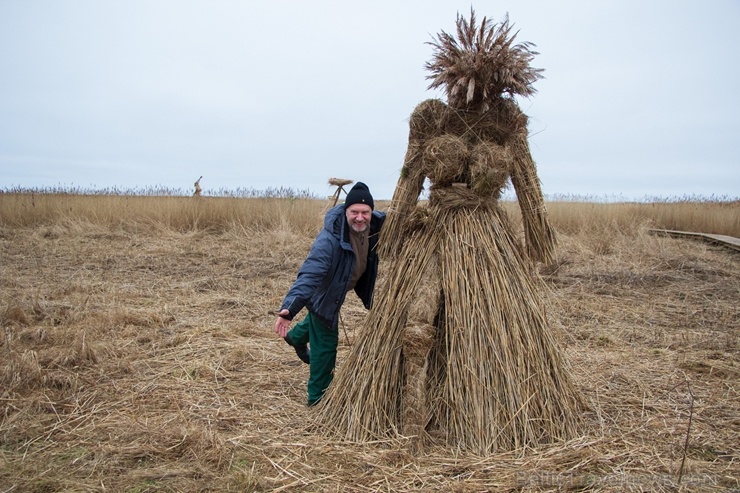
[313,188,582,454]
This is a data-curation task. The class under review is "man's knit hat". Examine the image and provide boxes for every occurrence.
[344,182,374,210]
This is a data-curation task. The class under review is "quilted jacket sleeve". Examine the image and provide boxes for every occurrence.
[280,232,335,319]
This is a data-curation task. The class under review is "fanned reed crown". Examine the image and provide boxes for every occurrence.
[425,9,543,109]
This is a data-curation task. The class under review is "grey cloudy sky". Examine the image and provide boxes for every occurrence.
[1,0,738,200]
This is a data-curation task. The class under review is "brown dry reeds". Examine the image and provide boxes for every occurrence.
[409,98,447,140]
[470,142,512,197]
[409,97,527,145]
[426,11,544,107]
[511,132,557,264]
[430,204,581,450]
[0,194,324,237]
[380,142,428,259]
[1,199,738,491]
[442,98,528,144]
[422,135,469,185]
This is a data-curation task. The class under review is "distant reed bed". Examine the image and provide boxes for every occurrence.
[1,187,738,238]
[1,184,315,199]
[0,190,324,236]
[539,198,739,237]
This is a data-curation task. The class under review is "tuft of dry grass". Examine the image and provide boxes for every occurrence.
[0,195,738,491]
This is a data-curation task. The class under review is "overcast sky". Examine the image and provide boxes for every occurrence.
[1,0,738,200]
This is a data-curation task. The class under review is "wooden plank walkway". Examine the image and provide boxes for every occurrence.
[649,229,740,252]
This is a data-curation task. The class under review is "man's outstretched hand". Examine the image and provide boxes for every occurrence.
[274,309,291,338]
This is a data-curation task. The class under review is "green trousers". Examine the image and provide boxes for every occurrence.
[287,312,338,406]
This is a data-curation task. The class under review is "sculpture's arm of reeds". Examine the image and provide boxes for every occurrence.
[510,132,556,265]
[378,99,448,259]
[376,142,426,259]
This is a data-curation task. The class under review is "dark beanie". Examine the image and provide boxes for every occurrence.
[344,182,374,210]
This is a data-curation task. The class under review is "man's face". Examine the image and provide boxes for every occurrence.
[345,204,372,233]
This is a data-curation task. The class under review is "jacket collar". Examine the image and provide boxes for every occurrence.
[324,205,350,246]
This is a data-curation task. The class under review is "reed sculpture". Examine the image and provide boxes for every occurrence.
[314,10,583,454]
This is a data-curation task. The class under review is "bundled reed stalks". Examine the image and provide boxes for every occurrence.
[510,134,557,264]
[428,203,580,451]
[379,144,428,259]
[313,9,582,454]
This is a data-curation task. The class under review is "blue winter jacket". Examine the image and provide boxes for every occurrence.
[280,205,386,329]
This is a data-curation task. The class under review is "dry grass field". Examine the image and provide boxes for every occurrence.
[1,194,738,492]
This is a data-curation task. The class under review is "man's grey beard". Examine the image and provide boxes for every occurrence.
[350,222,368,233]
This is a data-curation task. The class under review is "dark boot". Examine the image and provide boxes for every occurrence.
[283,334,310,364]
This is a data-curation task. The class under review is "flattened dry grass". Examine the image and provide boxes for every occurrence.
[1,197,738,491]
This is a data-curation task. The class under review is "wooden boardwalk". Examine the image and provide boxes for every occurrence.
[649,229,740,252]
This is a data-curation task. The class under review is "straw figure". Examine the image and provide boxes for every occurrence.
[313,10,583,454]
[193,176,202,197]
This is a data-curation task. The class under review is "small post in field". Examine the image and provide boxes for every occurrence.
[328,178,353,207]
